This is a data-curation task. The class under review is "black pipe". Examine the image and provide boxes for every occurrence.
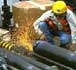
[19,54,56,70]
[0,39,49,69]
[0,48,41,70]
[0,48,59,70]
[33,41,76,69]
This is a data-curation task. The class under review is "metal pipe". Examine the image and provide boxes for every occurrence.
[0,48,41,70]
[0,48,59,70]
[19,54,57,70]
[33,41,76,69]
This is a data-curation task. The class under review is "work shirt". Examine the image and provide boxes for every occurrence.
[33,9,76,44]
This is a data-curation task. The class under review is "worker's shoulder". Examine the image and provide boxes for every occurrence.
[67,9,74,14]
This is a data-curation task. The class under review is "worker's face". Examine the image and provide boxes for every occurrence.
[55,12,66,18]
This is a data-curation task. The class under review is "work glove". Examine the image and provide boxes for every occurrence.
[70,44,76,51]
[33,22,43,35]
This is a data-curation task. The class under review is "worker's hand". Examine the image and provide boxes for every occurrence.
[74,29,76,34]
[33,22,43,35]
[70,44,76,51]
[73,28,76,35]
[35,28,43,35]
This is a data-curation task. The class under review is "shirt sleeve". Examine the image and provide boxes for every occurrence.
[33,10,52,34]
[67,9,76,44]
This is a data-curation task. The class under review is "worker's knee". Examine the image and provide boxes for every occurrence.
[39,21,48,29]
[60,34,71,44]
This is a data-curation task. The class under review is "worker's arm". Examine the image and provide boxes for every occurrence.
[33,10,52,34]
[67,9,76,44]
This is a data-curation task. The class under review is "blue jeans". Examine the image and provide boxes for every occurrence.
[39,21,71,45]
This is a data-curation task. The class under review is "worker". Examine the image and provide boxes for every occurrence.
[33,1,76,49]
